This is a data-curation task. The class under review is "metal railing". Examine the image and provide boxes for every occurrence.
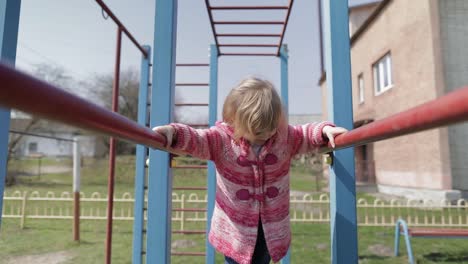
[4,191,467,229]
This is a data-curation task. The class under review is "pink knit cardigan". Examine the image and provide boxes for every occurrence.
[169,121,333,264]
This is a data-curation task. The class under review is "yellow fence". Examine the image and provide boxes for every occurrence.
[2,191,468,229]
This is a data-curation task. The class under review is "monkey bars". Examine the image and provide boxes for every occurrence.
[205,0,294,56]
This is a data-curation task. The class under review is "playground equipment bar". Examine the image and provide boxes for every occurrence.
[214,21,285,25]
[220,53,277,56]
[95,0,148,58]
[277,0,294,56]
[217,33,281,37]
[204,0,221,55]
[219,44,279,47]
[210,6,289,10]
[321,86,468,152]
[0,63,167,149]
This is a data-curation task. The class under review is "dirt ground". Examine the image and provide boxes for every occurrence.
[5,250,75,264]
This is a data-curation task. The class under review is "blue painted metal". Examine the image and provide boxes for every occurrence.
[132,46,151,264]
[205,44,218,264]
[279,44,291,264]
[0,0,21,228]
[146,1,178,263]
[321,0,358,263]
[394,219,415,264]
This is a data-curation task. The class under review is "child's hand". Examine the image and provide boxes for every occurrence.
[322,125,348,148]
[152,125,176,148]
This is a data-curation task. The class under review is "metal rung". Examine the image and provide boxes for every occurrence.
[173,208,207,212]
[172,230,206,234]
[176,63,209,67]
[171,252,205,256]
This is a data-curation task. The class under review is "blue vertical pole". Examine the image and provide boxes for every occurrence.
[147,1,177,263]
[132,46,151,264]
[322,1,357,263]
[279,44,291,264]
[205,44,218,264]
[0,0,21,228]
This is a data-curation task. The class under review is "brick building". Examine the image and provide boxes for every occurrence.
[320,0,468,200]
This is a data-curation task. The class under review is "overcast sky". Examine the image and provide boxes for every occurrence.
[15,0,379,120]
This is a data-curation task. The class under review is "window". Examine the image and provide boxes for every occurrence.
[358,74,364,104]
[373,53,393,94]
[28,142,38,153]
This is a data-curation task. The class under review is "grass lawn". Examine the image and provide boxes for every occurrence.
[2,156,468,263]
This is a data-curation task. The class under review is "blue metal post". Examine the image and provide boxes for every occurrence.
[146,1,177,263]
[205,44,218,264]
[279,44,291,264]
[0,0,21,228]
[322,0,358,263]
[132,46,151,264]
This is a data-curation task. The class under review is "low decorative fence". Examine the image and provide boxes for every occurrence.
[2,191,467,230]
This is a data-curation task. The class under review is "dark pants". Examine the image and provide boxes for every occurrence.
[224,221,271,264]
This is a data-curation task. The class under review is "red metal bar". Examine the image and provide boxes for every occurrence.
[176,63,209,67]
[220,53,277,56]
[214,21,284,25]
[322,86,468,152]
[0,64,167,149]
[95,0,148,58]
[73,192,80,241]
[171,252,206,256]
[219,44,279,47]
[210,6,289,10]
[204,0,220,55]
[277,0,295,56]
[175,103,208,107]
[175,83,209,86]
[217,33,281,37]
[105,26,122,264]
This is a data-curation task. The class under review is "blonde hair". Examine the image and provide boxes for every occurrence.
[222,77,284,139]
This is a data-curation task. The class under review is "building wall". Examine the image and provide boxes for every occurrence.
[350,0,452,190]
[18,134,96,157]
[438,0,468,191]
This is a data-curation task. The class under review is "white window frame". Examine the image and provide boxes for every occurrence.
[373,53,393,95]
[358,74,364,104]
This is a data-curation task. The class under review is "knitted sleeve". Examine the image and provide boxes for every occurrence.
[168,123,221,161]
[289,121,335,156]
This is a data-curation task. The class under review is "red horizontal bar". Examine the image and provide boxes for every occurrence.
[210,6,289,10]
[173,208,207,212]
[176,63,209,67]
[323,86,468,152]
[217,33,281,37]
[171,252,206,256]
[172,230,206,234]
[214,21,285,25]
[220,53,277,56]
[175,83,209,86]
[173,186,207,190]
[219,44,279,47]
[174,103,208,107]
[0,64,167,149]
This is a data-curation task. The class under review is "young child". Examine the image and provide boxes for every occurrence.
[153,77,347,264]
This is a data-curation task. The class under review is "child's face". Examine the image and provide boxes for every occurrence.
[243,128,277,145]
